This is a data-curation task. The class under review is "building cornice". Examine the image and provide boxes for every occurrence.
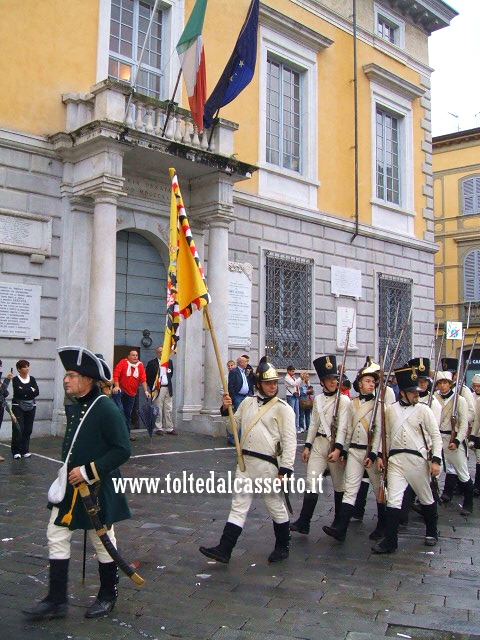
[433,127,480,150]
[363,63,425,100]
[234,189,438,254]
[260,2,334,50]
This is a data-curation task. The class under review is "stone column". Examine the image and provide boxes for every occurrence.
[86,192,119,364]
[203,214,232,412]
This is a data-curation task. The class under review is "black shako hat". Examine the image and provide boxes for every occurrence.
[394,366,420,392]
[313,355,338,380]
[406,357,430,378]
[441,357,458,373]
[58,346,111,381]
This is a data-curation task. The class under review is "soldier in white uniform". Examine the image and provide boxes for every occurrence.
[323,359,384,542]
[435,370,474,515]
[290,355,350,535]
[469,373,480,496]
[372,366,442,554]
[439,358,476,503]
[199,357,296,564]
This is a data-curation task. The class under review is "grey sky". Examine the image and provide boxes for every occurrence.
[429,0,480,136]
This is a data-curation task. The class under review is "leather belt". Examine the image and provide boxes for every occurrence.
[350,443,367,450]
[242,449,278,468]
[440,430,451,435]
[316,432,328,438]
[389,448,423,459]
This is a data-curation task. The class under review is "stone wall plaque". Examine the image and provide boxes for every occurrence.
[336,306,357,350]
[124,177,170,204]
[0,282,41,339]
[0,209,52,256]
[331,265,362,299]
[228,262,252,349]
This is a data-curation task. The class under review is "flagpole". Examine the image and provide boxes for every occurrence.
[203,307,245,472]
[162,69,182,137]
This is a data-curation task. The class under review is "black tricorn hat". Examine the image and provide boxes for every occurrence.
[95,353,113,381]
[406,357,430,378]
[313,355,338,380]
[394,366,420,392]
[58,346,111,381]
[441,357,458,373]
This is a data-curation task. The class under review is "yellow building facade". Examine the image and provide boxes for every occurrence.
[433,127,480,382]
[0,0,457,437]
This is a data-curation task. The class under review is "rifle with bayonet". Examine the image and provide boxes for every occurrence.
[449,328,466,445]
[377,304,413,503]
[428,330,446,409]
[418,422,441,503]
[329,324,352,453]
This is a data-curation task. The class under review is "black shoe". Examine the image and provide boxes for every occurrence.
[85,597,116,618]
[322,525,345,542]
[23,599,68,621]
[371,541,396,554]
[199,545,231,564]
[425,536,438,546]
[369,526,385,541]
[268,546,289,563]
[290,520,309,534]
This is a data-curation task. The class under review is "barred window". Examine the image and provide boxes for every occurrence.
[378,274,412,369]
[265,251,312,370]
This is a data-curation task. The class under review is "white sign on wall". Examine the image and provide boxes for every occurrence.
[331,266,362,299]
[228,262,252,349]
[0,282,41,339]
[336,306,357,350]
[445,321,463,340]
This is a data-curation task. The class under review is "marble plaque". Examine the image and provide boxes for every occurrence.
[228,262,252,348]
[124,177,170,204]
[331,265,362,298]
[0,209,52,256]
[0,282,41,339]
[336,306,357,350]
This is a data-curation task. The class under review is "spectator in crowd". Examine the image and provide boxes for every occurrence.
[284,365,301,432]
[146,347,176,436]
[226,360,236,372]
[0,360,14,461]
[11,359,40,459]
[299,372,314,433]
[112,350,150,441]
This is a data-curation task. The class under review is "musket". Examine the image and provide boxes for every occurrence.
[449,328,466,445]
[329,324,352,453]
[378,303,413,503]
[428,321,440,365]
[77,482,145,585]
[458,331,479,391]
[428,330,446,408]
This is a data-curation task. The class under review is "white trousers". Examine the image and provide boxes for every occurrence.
[386,453,434,509]
[153,387,174,432]
[228,456,288,528]
[442,435,471,482]
[47,507,117,562]
[343,447,380,505]
[305,435,345,493]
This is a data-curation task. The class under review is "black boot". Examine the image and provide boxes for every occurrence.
[268,521,290,563]
[369,502,387,540]
[330,491,344,527]
[323,503,355,542]
[85,561,119,618]
[23,558,69,620]
[290,492,318,534]
[422,502,438,546]
[199,522,242,563]
[352,476,369,521]
[459,479,474,515]
[371,507,401,554]
[399,485,416,526]
[474,464,480,497]
[440,473,457,503]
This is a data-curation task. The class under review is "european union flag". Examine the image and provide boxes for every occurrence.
[203,0,259,129]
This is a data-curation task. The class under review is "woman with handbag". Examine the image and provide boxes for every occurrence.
[299,372,314,433]
[11,359,40,459]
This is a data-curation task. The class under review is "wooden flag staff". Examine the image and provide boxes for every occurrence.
[203,306,245,472]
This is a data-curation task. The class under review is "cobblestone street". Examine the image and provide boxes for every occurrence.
[0,431,479,640]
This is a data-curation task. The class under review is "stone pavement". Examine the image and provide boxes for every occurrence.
[0,430,479,640]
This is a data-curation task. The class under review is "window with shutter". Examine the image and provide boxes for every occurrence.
[461,176,480,215]
[464,249,480,300]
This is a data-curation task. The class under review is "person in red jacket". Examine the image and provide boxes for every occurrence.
[112,350,150,441]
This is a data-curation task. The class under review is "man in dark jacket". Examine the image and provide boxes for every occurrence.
[146,347,175,435]
[23,346,131,622]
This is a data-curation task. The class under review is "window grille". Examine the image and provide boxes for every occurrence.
[461,176,480,215]
[378,274,412,369]
[109,0,164,99]
[266,58,301,172]
[265,251,312,370]
[376,108,400,205]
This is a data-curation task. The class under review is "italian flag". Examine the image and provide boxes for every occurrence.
[176,0,208,132]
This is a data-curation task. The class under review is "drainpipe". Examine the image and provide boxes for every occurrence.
[350,0,359,243]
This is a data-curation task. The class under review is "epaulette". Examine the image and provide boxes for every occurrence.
[277,398,289,407]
